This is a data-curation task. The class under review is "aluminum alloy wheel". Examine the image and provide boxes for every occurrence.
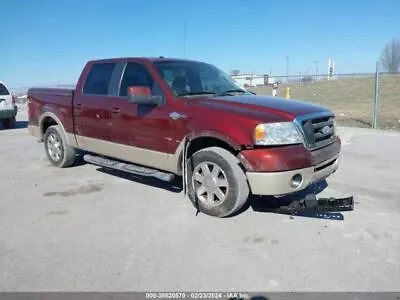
[47,133,62,162]
[192,161,229,206]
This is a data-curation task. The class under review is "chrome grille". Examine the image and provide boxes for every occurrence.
[296,113,336,149]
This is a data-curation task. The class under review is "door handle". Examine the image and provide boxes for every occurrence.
[111,107,121,116]
[74,103,83,115]
[169,112,187,120]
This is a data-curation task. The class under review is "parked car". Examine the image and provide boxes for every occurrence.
[0,81,17,129]
[27,57,340,218]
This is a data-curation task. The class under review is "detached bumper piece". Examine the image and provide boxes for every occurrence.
[272,194,354,215]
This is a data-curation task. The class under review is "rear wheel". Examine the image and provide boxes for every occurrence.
[187,147,249,217]
[1,117,16,129]
[44,125,76,168]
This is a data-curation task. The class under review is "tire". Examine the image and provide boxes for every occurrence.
[186,146,249,218]
[44,125,76,168]
[1,117,16,129]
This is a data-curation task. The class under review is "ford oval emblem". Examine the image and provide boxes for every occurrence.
[321,126,331,135]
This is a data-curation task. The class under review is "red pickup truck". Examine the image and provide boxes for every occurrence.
[27,57,340,217]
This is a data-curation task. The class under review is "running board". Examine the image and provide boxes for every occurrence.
[83,154,175,182]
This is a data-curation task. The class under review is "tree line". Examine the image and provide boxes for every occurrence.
[381,38,400,73]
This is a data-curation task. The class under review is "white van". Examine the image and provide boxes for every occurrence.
[0,81,17,128]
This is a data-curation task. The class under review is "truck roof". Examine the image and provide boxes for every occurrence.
[87,57,205,64]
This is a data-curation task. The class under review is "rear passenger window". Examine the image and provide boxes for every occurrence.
[83,63,116,95]
[0,83,10,95]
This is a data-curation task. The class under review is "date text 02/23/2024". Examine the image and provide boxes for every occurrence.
[145,292,251,299]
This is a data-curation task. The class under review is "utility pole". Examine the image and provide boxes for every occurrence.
[285,55,290,99]
[305,67,310,101]
[286,55,289,83]
[314,60,319,79]
[373,61,380,129]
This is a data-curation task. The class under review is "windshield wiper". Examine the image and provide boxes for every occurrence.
[177,91,217,97]
[217,89,248,96]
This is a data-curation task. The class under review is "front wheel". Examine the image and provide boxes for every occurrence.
[187,147,249,217]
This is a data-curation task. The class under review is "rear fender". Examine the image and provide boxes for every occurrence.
[39,111,77,147]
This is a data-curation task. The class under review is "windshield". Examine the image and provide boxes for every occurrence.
[153,60,249,97]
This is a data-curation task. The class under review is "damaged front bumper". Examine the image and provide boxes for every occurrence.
[246,155,339,195]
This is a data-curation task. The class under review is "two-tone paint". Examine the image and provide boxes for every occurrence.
[27,57,341,195]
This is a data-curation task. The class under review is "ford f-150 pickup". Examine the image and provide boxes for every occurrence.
[27,57,341,217]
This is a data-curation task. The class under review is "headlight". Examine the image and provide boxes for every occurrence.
[254,122,304,146]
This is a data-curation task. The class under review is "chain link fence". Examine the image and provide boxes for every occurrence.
[247,69,400,131]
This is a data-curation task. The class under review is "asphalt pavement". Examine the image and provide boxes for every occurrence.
[0,107,399,291]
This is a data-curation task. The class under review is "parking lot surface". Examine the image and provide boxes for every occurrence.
[1,108,399,291]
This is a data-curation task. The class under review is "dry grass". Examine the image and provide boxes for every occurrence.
[249,74,400,130]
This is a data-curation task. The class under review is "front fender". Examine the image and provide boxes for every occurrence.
[187,130,243,151]
[170,127,254,175]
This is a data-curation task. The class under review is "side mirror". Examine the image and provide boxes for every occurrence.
[127,86,162,105]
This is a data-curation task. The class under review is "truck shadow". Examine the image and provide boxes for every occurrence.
[14,121,29,129]
[93,166,345,220]
[0,120,28,130]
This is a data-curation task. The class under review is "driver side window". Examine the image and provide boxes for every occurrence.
[119,62,163,97]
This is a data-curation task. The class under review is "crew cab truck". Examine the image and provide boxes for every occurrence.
[27,57,341,218]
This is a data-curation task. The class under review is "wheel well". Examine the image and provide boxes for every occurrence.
[41,116,58,136]
[177,136,240,173]
[188,137,238,157]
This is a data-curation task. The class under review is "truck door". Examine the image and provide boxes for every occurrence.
[73,61,119,150]
[105,61,177,171]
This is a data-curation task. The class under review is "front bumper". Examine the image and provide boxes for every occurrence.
[0,106,17,119]
[246,155,339,195]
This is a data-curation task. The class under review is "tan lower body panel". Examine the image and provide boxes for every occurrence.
[73,135,177,173]
[29,124,78,147]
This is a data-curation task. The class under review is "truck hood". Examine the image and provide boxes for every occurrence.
[189,94,332,121]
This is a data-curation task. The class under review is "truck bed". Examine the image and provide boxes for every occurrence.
[27,87,75,138]
[28,87,74,97]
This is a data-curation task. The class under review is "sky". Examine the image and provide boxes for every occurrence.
[1,0,399,88]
